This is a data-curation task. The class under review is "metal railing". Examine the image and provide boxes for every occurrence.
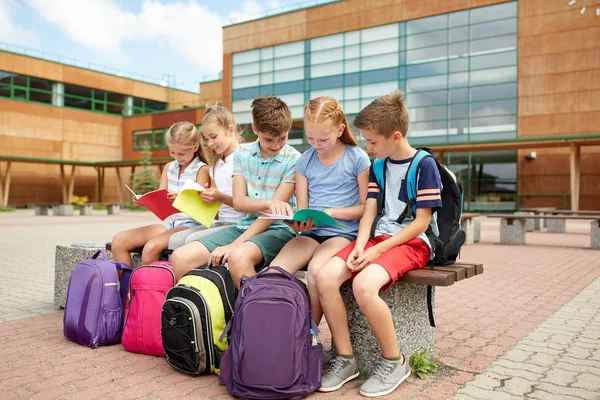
[225,0,341,25]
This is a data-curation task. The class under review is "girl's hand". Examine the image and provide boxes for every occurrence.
[167,192,178,201]
[267,200,294,217]
[349,245,383,273]
[132,199,142,207]
[284,218,314,232]
[201,187,220,204]
[209,244,235,266]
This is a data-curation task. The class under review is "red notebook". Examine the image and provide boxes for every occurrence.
[126,185,180,221]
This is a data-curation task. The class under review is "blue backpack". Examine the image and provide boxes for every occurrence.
[371,148,466,326]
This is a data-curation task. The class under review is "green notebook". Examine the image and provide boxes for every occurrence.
[258,208,348,228]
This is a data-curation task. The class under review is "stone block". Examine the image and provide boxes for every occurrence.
[54,204,74,216]
[462,218,474,245]
[327,282,434,376]
[546,219,566,233]
[79,204,93,216]
[35,205,51,215]
[107,204,120,215]
[591,221,600,250]
[500,218,526,245]
[514,212,535,232]
[473,217,481,242]
[54,244,141,308]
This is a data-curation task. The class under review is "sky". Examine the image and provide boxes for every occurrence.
[0,0,319,92]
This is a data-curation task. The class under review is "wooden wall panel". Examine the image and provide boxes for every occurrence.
[198,81,222,105]
[519,111,600,137]
[222,54,232,109]
[519,91,600,117]
[519,70,600,97]
[151,109,198,130]
[0,51,63,82]
[1,97,123,206]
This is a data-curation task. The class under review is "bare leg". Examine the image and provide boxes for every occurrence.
[111,224,166,267]
[171,241,211,281]
[352,264,398,358]
[316,256,353,355]
[141,226,188,265]
[228,242,264,288]
[307,237,351,325]
[269,236,319,273]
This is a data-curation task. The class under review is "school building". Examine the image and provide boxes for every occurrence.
[1,0,599,211]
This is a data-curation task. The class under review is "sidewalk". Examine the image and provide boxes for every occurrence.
[0,211,599,399]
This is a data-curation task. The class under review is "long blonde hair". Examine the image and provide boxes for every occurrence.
[202,102,243,171]
[304,96,358,146]
[165,121,209,165]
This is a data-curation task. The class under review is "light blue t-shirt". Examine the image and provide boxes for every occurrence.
[295,144,370,237]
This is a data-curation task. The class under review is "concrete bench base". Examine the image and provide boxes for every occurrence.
[473,217,481,242]
[54,204,74,216]
[54,244,141,309]
[514,212,535,232]
[327,281,434,375]
[592,221,600,250]
[500,218,526,245]
[35,205,51,215]
[107,204,120,215]
[546,219,566,233]
[79,204,94,215]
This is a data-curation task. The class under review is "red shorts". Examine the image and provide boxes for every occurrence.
[335,236,430,290]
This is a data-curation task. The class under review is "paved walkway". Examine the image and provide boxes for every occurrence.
[0,210,599,399]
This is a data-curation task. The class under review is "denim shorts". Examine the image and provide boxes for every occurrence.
[162,216,199,230]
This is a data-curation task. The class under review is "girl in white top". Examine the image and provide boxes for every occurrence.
[112,122,210,267]
[168,104,245,248]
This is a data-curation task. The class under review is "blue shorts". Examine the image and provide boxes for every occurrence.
[162,216,199,230]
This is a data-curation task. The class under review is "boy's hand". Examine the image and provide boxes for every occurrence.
[267,200,294,216]
[350,245,384,272]
[284,218,314,232]
[209,244,235,266]
[346,246,364,270]
[131,199,142,207]
[167,192,178,201]
[200,186,220,204]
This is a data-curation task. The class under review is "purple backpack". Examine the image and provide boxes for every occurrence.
[63,250,131,348]
[218,266,323,399]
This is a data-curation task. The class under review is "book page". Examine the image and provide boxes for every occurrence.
[172,179,221,228]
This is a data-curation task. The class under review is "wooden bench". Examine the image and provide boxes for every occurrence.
[488,214,600,248]
[337,261,483,374]
[461,213,481,245]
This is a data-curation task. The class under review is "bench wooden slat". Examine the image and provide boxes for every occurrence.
[434,265,466,281]
[401,269,455,286]
[453,261,484,276]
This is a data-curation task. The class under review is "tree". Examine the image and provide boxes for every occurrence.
[131,142,159,195]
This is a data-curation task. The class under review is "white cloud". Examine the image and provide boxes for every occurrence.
[22,0,224,75]
[0,0,38,46]
[227,0,280,24]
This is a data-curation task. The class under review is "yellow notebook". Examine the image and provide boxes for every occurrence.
[173,179,222,228]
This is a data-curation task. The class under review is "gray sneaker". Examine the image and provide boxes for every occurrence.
[318,355,360,392]
[359,354,411,397]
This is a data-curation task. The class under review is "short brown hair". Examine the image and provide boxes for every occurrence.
[251,95,292,136]
[353,90,409,138]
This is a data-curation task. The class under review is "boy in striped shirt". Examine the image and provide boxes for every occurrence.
[172,96,300,284]
[315,91,442,398]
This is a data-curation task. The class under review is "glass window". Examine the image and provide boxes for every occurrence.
[310,74,344,91]
[311,48,344,65]
[232,62,260,77]
[410,105,447,122]
[260,60,274,73]
[361,38,399,56]
[344,99,360,114]
[274,41,304,57]
[106,92,125,115]
[449,42,468,58]
[409,120,447,137]
[471,99,516,118]
[470,115,516,132]
[450,26,468,42]
[233,49,260,64]
[345,44,360,60]
[345,85,360,100]
[471,35,517,55]
[278,92,304,107]
[345,30,360,45]
[311,87,344,100]
[471,19,517,40]
[12,74,27,87]
[260,47,274,59]
[361,81,399,98]
[470,66,517,86]
[361,53,398,71]
[450,10,468,27]
[471,2,517,24]
[361,67,397,84]
[406,60,447,78]
[28,76,52,104]
[406,74,446,93]
[311,62,343,78]
[260,72,273,85]
[407,14,447,35]
[0,84,10,98]
[449,72,469,88]
[232,98,254,113]
[408,89,447,107]
[232,86,260,101]
[274,80,304,95]
[232,74,259,89]
[0,71,12,84]
[449,103,469,119]
[133,130,153,150]
[449,87,468,103]
[407,30,446,50]
[64,84,92,111]
[449,119,469,135]
[470,50,516,71]
[471,82,516,102]
[145,99,168,112]
[361,24,398,42]
[345,59,360,74]
[274,54,304,70]
[449,57,468,73]
[407,45,447,64]
[311,33,343,51]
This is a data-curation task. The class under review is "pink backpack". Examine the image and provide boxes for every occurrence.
[122,261,175,356]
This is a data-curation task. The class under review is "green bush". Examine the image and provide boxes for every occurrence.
[409,349,437,379]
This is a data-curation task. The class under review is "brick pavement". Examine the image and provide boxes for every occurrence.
[0,212,599,399]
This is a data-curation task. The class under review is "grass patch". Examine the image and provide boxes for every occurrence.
[0,207,16,212]
[93,205,107,210]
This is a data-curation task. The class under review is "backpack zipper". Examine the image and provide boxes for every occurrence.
[202,269,234,317]
[166,297,206,374]
[177,285,214,371]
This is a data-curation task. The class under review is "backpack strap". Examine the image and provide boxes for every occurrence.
[370,157,387,237]
[397,149,433,224]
